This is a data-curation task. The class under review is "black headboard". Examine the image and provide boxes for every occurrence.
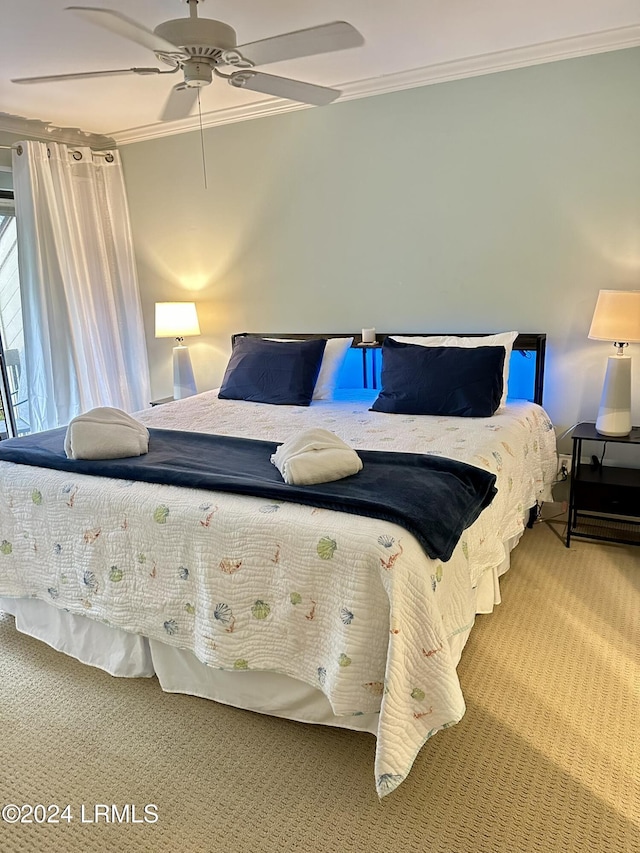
[231,332,547,406]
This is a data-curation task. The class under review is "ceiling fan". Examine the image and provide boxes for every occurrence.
[11,0,365,122]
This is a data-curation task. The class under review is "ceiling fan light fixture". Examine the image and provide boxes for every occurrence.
[182,59,213,87]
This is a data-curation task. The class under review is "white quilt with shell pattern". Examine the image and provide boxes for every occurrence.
[0,390,557,797]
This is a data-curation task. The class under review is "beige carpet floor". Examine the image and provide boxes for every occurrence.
[0,517,638,853]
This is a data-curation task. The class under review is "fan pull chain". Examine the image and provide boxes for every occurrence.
[197,88,208,190]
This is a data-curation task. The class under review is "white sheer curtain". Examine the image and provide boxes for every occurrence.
[12,141,150,433]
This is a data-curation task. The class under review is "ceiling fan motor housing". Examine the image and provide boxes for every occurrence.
[154,18,238,59]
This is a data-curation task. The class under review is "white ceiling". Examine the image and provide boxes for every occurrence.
[1,0,640,146]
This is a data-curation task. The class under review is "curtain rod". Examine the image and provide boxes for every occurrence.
[0,144,115,161]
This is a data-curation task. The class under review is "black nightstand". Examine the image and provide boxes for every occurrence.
[566,422,640,547]
[150,396,174,407]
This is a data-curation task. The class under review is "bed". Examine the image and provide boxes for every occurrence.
[0,332,557,797]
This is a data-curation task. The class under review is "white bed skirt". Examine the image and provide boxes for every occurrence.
[0,532,520,737]
[0,595,379,734]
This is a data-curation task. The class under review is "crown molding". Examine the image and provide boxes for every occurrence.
[112,97,310,144]
[341,23,640,98]
[107,23,640,145]
[0,113,115,149]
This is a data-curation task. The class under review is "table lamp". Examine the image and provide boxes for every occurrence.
[155,302,201,399]
[588,289,640,436]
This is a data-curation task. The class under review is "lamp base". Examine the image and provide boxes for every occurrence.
[595,355,632,437]
[173,345,197,400]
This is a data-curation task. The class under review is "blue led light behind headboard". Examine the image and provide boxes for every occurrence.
[337,348,374,389]
[507,349,537,402]
[336,337,544,404]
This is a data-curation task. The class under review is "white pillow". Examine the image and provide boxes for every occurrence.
[391,331,518,407]
[312,337,354,400]
[266,336,354,400]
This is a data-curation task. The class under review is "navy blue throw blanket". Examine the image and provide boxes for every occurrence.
[0,428,497,562]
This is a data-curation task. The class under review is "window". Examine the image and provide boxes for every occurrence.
[0,189,27,439]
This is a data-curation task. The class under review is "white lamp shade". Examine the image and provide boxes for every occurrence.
[588,290,640,343]
[155,302,201,338]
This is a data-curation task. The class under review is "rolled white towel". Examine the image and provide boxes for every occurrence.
[271,427,363,485]
[64,407,150,460]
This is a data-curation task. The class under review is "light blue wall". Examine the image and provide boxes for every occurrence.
[121,47,640,448]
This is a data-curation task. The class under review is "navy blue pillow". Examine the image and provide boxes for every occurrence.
[371,338,505,417]
[219,336,327,406]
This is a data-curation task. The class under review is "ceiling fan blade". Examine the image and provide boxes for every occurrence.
[66,6,179,54]
[237,21,364,67]
[160,85,199,122]
[11,68,157,85]
[229,71,340,106]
